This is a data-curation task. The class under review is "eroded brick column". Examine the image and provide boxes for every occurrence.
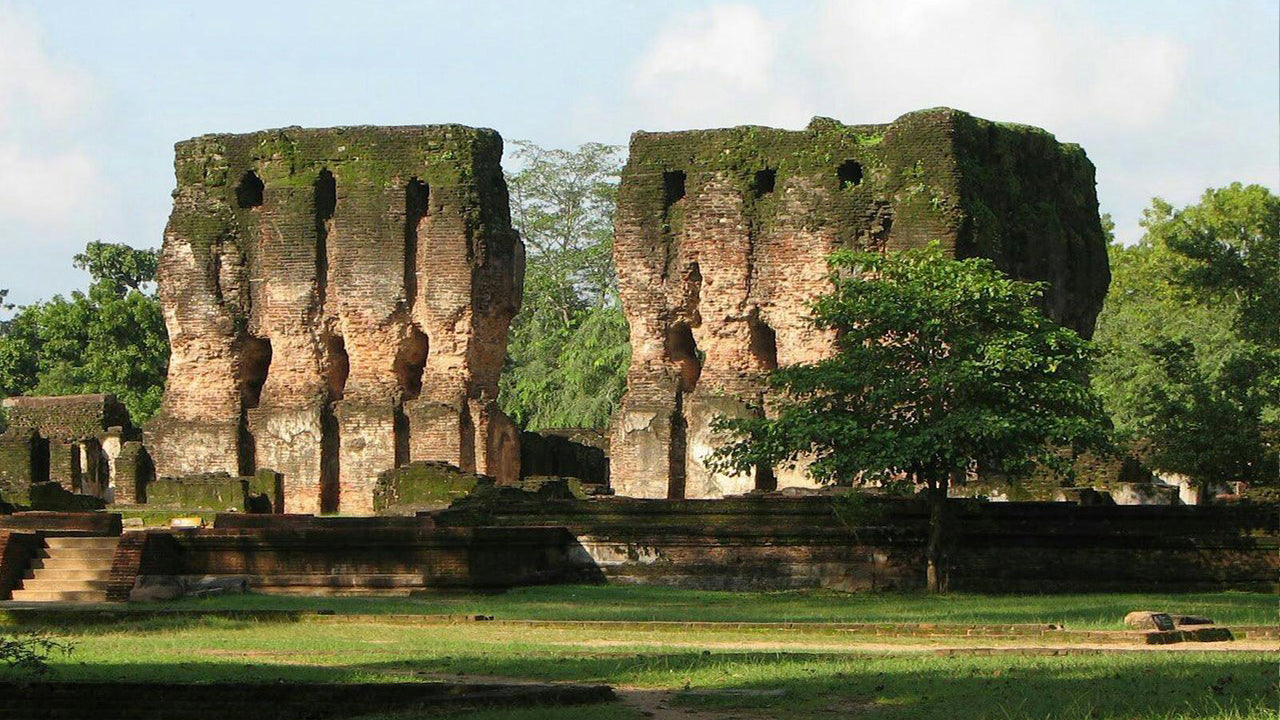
[149,126,524,514]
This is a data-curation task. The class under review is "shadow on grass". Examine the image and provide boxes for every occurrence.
[5,587,1275,629]
[34,650,1279,720]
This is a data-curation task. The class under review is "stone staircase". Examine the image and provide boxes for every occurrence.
[10,536,118,602]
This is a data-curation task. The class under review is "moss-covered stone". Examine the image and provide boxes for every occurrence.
[27,482,107,512]
[146,473,263,512]
[372,461,486,515]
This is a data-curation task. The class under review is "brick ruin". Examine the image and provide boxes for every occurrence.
[610,108,1110,499]
[0,108,1117,512]
[144,125,525,514]
[0,394,147,504]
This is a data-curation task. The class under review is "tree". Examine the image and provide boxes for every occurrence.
[73,241,159,296]
[0,242,168,423]
[1093,184,1278,493]
[710,245,1110,591]
[499,141,630,430]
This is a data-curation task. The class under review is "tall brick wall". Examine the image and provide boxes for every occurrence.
[610,108,1109,498]
[146,125,525,514]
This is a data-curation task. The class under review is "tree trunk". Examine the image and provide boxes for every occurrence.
[925,482,949,593]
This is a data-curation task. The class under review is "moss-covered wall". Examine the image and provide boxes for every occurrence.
[372,461,485,515]
[148,124,525,515]
[611,108,1109,499]
[1,395,133,441]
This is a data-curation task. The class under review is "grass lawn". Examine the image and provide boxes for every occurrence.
[159,585,1280,629]
[4,587,1276,719]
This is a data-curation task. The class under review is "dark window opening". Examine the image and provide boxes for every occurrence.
[314,169,335,303]
[685,262,703,323]
[668,392,687,500]
[237,416,257,477]
[324,334,349,400]
[320,406,340,514]
[31,434,50,484]
[755,463,777,492]
[838,160,863,188]
[393,405,410,468]
[753,168,776,197]
[665,322,702,392]
[404,178,429,304]
[314,169,336,219]
[237,336,273,409]
[663,170,686,208]
[458,402,477,473]
[235,170,265,208]
[135,448,155,504]
[748,311,779,371]
[394,326,429,400]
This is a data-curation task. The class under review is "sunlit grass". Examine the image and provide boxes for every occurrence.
[28,618,1279,720]
[147,585,1279,628]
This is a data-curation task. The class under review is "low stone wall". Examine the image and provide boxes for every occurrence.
[3,500,1273,598]
[128,515,590,594]
[145,470,283,513]
[0,511,122,536]
[435,496,1280,593]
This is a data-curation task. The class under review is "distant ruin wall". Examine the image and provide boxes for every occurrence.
[146,125,525,514]
[0,394,136,504]
[610,108,1110,499]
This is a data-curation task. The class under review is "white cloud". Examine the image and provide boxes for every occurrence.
[0,5,91,129]
[0,5,104,234]
[0,144,98,224]
[629,4,810,130]
[624,0,1258,249]
[810,0,1186,134]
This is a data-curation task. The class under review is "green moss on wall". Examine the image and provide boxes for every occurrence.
[372,461,485,515]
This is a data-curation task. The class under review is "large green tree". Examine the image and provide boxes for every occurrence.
[1094,184,1278,493]
[499,141,630,430]
[0,242,169,423]
[710,245,1110,591]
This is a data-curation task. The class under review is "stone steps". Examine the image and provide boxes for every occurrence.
[10,536,118,603]
[26,563,112,579]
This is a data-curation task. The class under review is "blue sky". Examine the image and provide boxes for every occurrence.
[1,0,1276,311]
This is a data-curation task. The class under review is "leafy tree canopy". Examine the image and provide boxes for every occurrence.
[711,244,1109,488]
[0,242,168,423]
[498,141,630,430]
[710,244,1111,590]
[1093,184,1278,489]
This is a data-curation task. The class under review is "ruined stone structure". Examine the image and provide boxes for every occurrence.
[0,394,145,504]
[611,108,1110,499]
[146,125,525,515]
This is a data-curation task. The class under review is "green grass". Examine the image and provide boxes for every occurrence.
[159,585,1279,629]
[6,587,1276,719]
[18,618,1278,720]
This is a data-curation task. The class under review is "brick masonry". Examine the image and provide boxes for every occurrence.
[146,126,525,515]
[0,394,137,504]
[435,497,1278,593]
[610,109,1110,498]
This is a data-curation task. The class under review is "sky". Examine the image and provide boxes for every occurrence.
[0,0,1276,312]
